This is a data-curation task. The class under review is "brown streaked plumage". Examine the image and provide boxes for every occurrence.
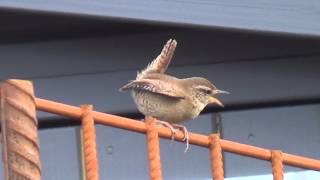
[120,39,229,151]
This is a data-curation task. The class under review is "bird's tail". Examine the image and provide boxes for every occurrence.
[137,39,177,79]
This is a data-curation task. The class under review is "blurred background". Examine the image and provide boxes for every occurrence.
[0,1,320,179]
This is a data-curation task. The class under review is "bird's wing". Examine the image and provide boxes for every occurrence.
[119,79,185,99]
[137,39,177,79]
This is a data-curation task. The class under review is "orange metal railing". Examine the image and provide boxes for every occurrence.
[145,117,163,180]
[0,80,41,180]
[271,150,284,180]
[81,105,100,180]
[209,134,224,180]
[35,97,320,180]
[1,79,320,180]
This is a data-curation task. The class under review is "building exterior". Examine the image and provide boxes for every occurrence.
[1,1,320,179]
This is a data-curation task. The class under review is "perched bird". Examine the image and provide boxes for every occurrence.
[120,39,228,151]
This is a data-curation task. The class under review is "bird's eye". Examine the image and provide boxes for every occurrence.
[199,88,212,94]
[204,89,212,94]
[196,86,213,94]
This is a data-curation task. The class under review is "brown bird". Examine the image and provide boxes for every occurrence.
[120,39,229,151]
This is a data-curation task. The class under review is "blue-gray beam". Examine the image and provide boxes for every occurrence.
[1,0,320,36]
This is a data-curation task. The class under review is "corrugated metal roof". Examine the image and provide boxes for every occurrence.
[1,0,320,36]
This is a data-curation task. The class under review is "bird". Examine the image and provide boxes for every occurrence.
[119,39,229,152]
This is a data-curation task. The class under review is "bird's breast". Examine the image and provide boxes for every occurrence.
[131,90,202,123]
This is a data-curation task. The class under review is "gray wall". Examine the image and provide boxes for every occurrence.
[0,29,320,179]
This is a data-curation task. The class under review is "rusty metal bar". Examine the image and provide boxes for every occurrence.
[145,117,163,180]
[35,97,320,171]
[271,150,284,180]
[81,105,100,180]
[80,128,87,180]
[0,79,41,180]
[209,134,224,180]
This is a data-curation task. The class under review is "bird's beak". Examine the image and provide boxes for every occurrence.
[208,96,224,107]
[213,89,230,95]
[208,89,229,107]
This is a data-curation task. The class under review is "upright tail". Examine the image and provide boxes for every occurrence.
[137,39,177,79]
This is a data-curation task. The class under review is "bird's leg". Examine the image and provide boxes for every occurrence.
[171,124,190,153]
[144,117,189,152]
[155,121,190,152]
[144,117,177,140]
[165,124,189,152]
[155,120,178,141]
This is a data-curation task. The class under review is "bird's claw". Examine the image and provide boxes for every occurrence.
[172,124,190,152]
[170,129,178,141]
[155,120,177,141]
[154,120,190,152]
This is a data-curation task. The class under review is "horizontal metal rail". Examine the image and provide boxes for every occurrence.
[35,98,320,171]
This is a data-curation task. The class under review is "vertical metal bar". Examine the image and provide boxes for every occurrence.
[0,79,41,180]
[271,150,284,180]
[145,117,163,180]
[81,105,100,180]
[80,128,87,180]
[209,134,224,180]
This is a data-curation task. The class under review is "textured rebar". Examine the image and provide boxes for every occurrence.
[35,98,320,171]
[271,150,284,180]
[145,117,162,180]
[209,134,224,180]
[81,105,100,180]
[0,79,41,180]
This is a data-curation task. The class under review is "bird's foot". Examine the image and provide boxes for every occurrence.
[171,124,190,153]
[153,120,190,152]
[155,120,178,141]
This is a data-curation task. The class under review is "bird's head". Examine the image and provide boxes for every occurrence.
[188,77,229,108]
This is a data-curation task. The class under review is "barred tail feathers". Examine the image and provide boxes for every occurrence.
[137,39,177,79]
